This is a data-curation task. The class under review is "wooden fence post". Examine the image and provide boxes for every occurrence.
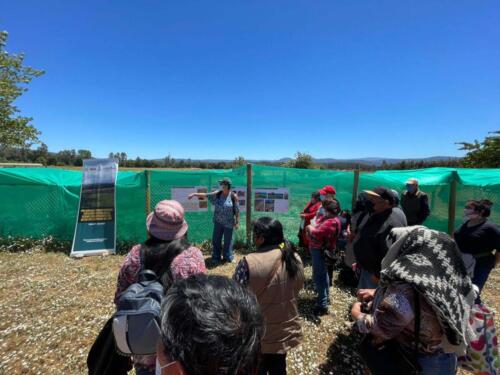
[352,164,360,210]
[447,171,458,235]
[145,170,151,217]
[246,163,253,247]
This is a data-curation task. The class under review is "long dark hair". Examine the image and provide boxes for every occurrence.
[467,199,493,218]
[252,217,302,279]
[142,238,191,288]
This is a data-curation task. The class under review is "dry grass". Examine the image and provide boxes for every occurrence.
[0,250,498,375]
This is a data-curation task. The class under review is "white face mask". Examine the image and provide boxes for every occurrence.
[463,208,480,221]
[156,358,178,375]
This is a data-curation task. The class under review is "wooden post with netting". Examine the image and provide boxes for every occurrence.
[246,163,253,247]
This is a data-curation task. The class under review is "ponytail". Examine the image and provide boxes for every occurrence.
[253,217,302,280]
[280,241,302,280]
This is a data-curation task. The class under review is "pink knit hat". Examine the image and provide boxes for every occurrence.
[146,200,188,241]
[170,246,207,281]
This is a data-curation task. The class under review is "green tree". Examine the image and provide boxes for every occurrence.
[233,156,246,167]
[0,31,44,149]
[457,131,500,168]
[289,151,315,169]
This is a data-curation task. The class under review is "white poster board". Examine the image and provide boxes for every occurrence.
[171,186,208,212]
[254,188,289,213]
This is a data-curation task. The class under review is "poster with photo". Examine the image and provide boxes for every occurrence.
[254,188,289,213]
[171,186,209,211]
[209,186,247,212]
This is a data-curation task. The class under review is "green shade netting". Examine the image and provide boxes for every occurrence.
[0,166,498,245]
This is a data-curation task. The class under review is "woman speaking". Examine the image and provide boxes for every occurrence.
[189,178,240,263]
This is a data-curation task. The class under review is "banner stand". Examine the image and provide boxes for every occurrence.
[70,158,118,257]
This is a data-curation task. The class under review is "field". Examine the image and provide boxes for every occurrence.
[0,249,498,375]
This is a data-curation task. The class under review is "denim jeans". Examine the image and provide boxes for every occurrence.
[212,222,234,262]
[311,248,329,309]
[418,352,457,375]
[472,261,495,304]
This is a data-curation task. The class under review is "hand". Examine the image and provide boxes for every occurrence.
[351,302,362,320]
[300,213,306,218]
[234,222,240,229]
[305,225,311,235]
[357,289,376,302]
[188,193,196,200]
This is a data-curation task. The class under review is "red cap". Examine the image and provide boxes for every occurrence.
[319,185,336,195]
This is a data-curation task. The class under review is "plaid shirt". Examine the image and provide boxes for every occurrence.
[309,216,341,251]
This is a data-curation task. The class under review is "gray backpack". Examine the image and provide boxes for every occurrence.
[113,267,164,355]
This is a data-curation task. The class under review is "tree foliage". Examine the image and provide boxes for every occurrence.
[283,151,315,169]
[457,131,500,168]
[0,31,44,149]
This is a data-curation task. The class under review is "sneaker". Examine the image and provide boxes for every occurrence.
[223,258,236,264]
[313,306,328,316]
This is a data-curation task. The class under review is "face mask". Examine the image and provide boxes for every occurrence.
[320,194,326,202]
[463,208,480,220]
[406,184,417,193]
[156,358,178,375]
[364,200,375,213]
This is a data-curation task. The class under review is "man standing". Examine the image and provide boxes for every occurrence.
[401,178,430,226]
[353,187,407,289]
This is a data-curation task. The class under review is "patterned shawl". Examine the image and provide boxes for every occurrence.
[380,226,475,352]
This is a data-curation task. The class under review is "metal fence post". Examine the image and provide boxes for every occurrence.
[246,163,253,247]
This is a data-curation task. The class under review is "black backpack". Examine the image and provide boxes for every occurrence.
[112,252,164,356]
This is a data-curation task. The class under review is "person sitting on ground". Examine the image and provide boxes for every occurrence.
[353,187,407,290]
[351,226,474,375]
[454,199,499,304]
[156,274,264,375]
[305,199,342,316]
[114,200,206,375]
[188,177,239,263]
[233,217,304,375]
[298,191,322,248]
[401,178,430,226]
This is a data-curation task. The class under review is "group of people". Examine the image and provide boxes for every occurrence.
[105,177,498,375]
[298,178,499,374]
[112,192,304,375]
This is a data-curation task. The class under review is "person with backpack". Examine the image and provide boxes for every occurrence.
[351,227,474,375]
[305,199,342,316]
[188,177,239,263]
[233,217,304,375]
[114,199,206,375]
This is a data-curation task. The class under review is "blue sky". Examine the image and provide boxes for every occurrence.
[2,1,499,160]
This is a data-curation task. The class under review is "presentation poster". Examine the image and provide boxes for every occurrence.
[172,186,209,212]
[210,186,247,213]
[254,188,289,213]
[71,159,118,256]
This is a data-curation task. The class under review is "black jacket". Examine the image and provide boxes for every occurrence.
[353,208,407,275]
[87,317,132,375]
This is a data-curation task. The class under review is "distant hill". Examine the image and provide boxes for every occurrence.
[156,156,460,167]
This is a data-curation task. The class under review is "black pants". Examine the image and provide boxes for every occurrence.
[259,353,287,375]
